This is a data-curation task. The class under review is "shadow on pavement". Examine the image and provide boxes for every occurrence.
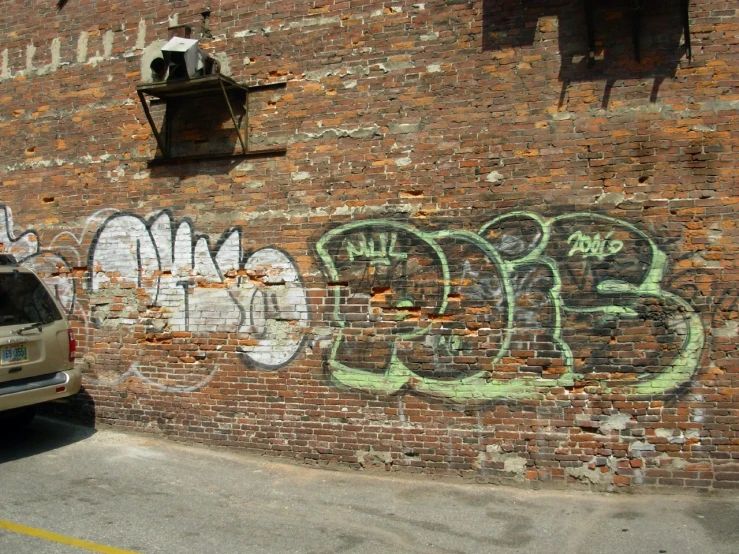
[0,416,95,464]
[0,388,96,464]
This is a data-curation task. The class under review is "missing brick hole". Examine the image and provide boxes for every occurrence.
[428,313,453,321]
[405,190,423,197]
[447,293,462,300]
[638,176,649,183]
[43,196,55,203]
[328,281,349,287]
[372,286,392,295]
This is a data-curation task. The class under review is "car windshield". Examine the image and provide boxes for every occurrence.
[0,272,63,326]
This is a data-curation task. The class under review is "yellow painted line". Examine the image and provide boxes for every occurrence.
[0,519,140,554]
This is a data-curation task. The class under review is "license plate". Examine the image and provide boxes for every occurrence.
[1,344,28,365]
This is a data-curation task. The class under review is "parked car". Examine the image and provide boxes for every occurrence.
[0,254,80,428]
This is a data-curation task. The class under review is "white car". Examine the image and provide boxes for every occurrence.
[0,255,80,428]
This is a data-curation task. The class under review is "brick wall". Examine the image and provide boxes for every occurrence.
[1,0,737,491]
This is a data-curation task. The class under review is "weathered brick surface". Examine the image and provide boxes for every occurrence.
[1,0,738,491]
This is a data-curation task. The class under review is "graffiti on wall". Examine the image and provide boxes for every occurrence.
[0,204,77,314]
[0,203,704,401]
[0,204,309,390]
[88,211,309,368]
[315,212,704,404]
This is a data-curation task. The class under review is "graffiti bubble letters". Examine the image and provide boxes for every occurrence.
[89,211,309,370]
[1,204,310,389]
[317,213,704,404]
[567,230,624,260]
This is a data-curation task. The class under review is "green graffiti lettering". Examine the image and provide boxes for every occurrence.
[567,230,624,260]
[345,235,368,262]
[316,213,704,404]
[387,232,407,262]
[344,231,407,266]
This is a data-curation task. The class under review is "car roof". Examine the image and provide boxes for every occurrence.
[0,253,19,265]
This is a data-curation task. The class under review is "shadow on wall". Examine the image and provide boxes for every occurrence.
[482,0,690,106]
[40,386,97,427]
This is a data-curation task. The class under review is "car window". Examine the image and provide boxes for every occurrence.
[0,272,63,326]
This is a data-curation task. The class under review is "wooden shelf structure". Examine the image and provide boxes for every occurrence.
[136,74,287,164]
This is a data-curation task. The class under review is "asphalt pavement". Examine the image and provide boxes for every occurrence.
[0,417,737,554]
